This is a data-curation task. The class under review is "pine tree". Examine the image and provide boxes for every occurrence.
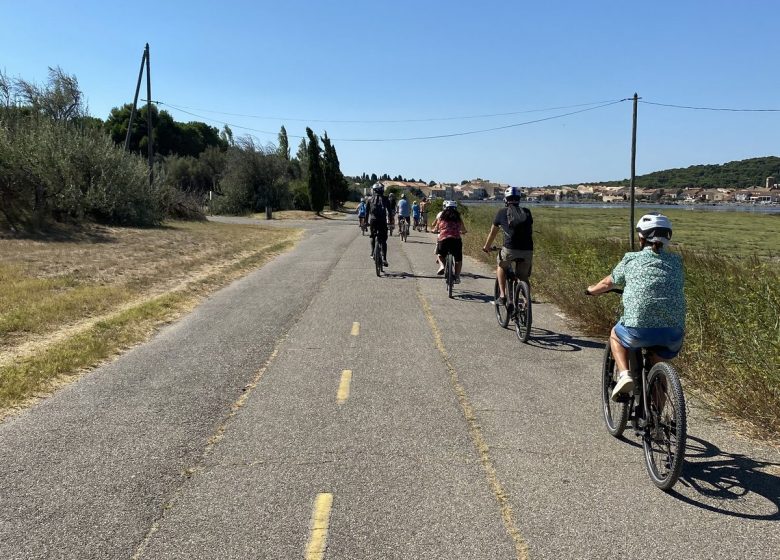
[305,128,326,213]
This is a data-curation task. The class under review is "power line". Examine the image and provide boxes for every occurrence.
[151,98,626,124]
[640,100,780,112]
[158,99,629,142]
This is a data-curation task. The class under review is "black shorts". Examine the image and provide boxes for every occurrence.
[436,237,463,261]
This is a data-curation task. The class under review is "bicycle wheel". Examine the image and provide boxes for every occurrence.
[446,254,454,298]
[601,344,629,437]
[642,362,687,491]
[374,243,382,277]
[513,281,532,343]
[494,280,509,328]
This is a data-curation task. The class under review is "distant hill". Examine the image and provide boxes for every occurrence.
[562,156,780,190]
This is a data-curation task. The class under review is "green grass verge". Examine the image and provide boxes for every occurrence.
[465,205,780,438]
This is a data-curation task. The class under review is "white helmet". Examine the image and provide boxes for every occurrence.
[443,200,457,209]
[504,186,521,202]
[636,213,672,245]
[372,182,384,194]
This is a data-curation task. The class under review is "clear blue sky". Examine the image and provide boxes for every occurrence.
[3,0,778,186]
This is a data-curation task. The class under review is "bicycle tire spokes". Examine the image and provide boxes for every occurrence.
[642,363,686,491]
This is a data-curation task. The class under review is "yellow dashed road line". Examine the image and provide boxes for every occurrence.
[350,322,360,336]
[305,493,334,560]
[416,284,529,560]
[337,370,352,405]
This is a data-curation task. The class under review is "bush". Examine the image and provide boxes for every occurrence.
[0,114,167,230]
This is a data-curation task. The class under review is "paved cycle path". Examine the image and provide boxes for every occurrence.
[1,216,778,559]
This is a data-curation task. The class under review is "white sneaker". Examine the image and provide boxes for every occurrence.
[611,372,634,401]
[436,265,445,275]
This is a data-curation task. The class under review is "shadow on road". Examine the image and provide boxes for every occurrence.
[452,290,494,303]
[382,271,441,280]
[668,434,780,520]
[523,328,605,352]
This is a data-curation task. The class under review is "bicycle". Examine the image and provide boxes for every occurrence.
[399,218,409,242]
[373,238,384,277]
[489,247,532,342]
[359,217,367,236]
[592,288,687,491]
[388,217,395,237]
[443,251,456,298]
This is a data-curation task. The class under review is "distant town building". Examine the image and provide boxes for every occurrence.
[767,176,777,189]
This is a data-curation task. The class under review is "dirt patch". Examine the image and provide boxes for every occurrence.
[252,210,351,221]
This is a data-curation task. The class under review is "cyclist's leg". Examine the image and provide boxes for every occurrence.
[496,249,508,298]
[610,326,631,373]
[378,227,388,262]
[435,240,446,273]
[369,222,377,255]
[453,238,464,277]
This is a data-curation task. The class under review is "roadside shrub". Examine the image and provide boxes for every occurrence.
[0,114,167,230]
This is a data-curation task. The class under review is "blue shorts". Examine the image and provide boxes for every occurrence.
[613,323,684,359]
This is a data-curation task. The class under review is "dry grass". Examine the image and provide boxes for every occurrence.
[464,206,780,441]
[0,221,301,412]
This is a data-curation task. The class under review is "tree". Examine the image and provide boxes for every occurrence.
[370,173,378,182]
[321,132,349,211]
[295,137,308,179]
[105,103,226,157]
[305,128,326,213]
[220,124,234,147]
[15,66,84,123]
[214,138,289,214]
[278,125,290,160]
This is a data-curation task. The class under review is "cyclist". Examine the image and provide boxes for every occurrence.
[365,183,390,267]
[397,194,411,233]
[433,200,467,282]
[419,196,429,232]
[481,187,533,309]
[412,200,421,230]
[586,213,685,400]
[357,197,367,231]
[387,192,396,235]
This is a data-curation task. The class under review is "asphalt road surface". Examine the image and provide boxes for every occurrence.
[1,216,778,559]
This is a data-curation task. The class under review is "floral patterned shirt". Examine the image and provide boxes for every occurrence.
[611,247,686,329]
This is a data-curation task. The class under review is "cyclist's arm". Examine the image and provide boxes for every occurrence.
[586,274,615,295]
[482,224,500,251]
[459,219,467,234]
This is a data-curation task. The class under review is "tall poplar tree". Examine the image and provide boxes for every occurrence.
[305,128,326,213]
[322,132,349,210]
[277,125,290,160]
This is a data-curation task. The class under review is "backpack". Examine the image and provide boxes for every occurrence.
[506,204,528,228]
[370,195,387,223]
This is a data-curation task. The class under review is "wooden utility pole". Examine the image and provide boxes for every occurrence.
[124,44,154,185]
[145,44,153,184]
[124,47,146,151]
[629,93,638,250]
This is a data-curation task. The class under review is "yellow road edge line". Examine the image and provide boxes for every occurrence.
[337,370,352,405]
[350,322,360,336]
[415,285,529,560]
[306,492,334,560]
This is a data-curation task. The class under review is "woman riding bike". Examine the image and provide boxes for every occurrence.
[432,200,467,283]
[586,213,686,400]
